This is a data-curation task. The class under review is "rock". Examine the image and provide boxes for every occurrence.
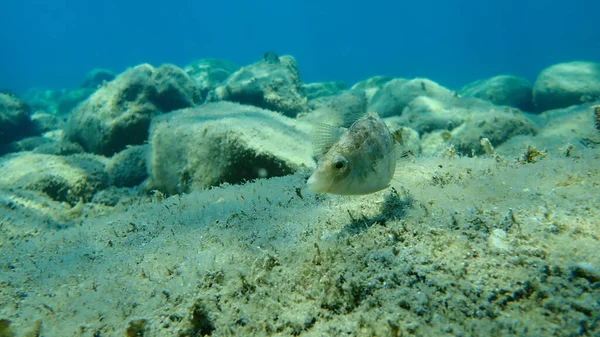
[0,189,77,228]
[210,55,308,117]
[351,75,394,103]
[31,111,66,133]
[20,88,62,114]
[368,78,455,118]
[91,186,136,207]
[0,93,34,145]
[148,102,313,195]
[66,63,197,156]
[0,153,109,204]
[395,96,464,134]
[302,81,346,100]
[106,145,149,187]
[459,75,534,112]
[184,58,239,102]
[496,103,600,157]
[21,87,95,115]
[0,136,53,155]
[56,88,96,114]
[382,119,421,155]
[307,90,367,119]
[533,61,600,112]
[351,75,394,91]
[81,68,116,88]
[448,107,538,156]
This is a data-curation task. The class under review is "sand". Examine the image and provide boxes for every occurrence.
[1,145,599,336]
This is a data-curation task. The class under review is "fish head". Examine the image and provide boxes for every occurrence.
[306,150,352,194]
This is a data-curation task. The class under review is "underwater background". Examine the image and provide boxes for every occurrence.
[1,0,599,93]
[1,0,600,336]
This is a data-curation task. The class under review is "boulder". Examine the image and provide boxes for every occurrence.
[496,103,600,157]
[0,153,109,204]
[148,102,313,195]
[21,87,95,115]
[448,108,538,156]
[210,55,308,117]
[81,68,116,89]
[0,93,34,145]
[351,75,394,91]
[106,145,149,187]
[307,90,367,119]
[533,61,600,112]
[459,75,534,112]
[66,63,197,156]
[184,58,239,102]
[368,78,455,118]
[302,81,346,100]
[395,96,465,134]
[351,75,394,103]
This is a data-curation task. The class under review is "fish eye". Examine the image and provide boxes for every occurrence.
[333,158,347,170]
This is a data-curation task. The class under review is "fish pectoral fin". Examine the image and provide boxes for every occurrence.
[312,123,346,157]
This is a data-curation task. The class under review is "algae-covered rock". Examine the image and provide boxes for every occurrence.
[0,93,34,145]
[496,103,600,157]
[148,102,313,194]
[184,58,239,102]
[81,68,116,89]
[459,75,534,112]
[106,145,149,187]
[351,75,394,91]
[533,61,600,112]
[368,78,455,118]
[30,111,66,133]
[66,63,197,156]
[306,90,367,118]
[21,87,95,115]
[0,152,109,204]
[448,108,538,156]
[302,81,347,100]
[395,96,465,134]
[210,55,308,117]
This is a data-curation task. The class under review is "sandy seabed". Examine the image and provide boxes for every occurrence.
[1,147,599,336]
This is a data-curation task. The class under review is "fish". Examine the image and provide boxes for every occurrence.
[306,111,400,195]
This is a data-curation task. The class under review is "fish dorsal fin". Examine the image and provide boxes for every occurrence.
[312,123,346,157]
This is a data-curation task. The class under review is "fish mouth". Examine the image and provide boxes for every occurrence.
[306,173,332,194]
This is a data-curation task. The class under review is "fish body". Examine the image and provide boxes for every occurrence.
[307,112,397,195]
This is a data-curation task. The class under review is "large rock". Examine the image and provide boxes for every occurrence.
[21,87,96,115]
[80,68,116,89]
[0,93,34,145]
[306,90,367,118]
[351,75,394,103]
[210,55,308,117]
[368,78,455,118]
[533,61,600,112]
[448,108,538,156]
[184,58,239,102]
[0,153,109,204]
[105,145,149,187]
[148,102,313,195]
[302,81,346,100]
[393,95,538,156]
[66,64,198,156]
[395,96,465,134]
[496,103,600,157]
[459,75,534,112]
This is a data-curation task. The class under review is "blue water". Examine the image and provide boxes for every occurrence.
[1,0,598,94]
